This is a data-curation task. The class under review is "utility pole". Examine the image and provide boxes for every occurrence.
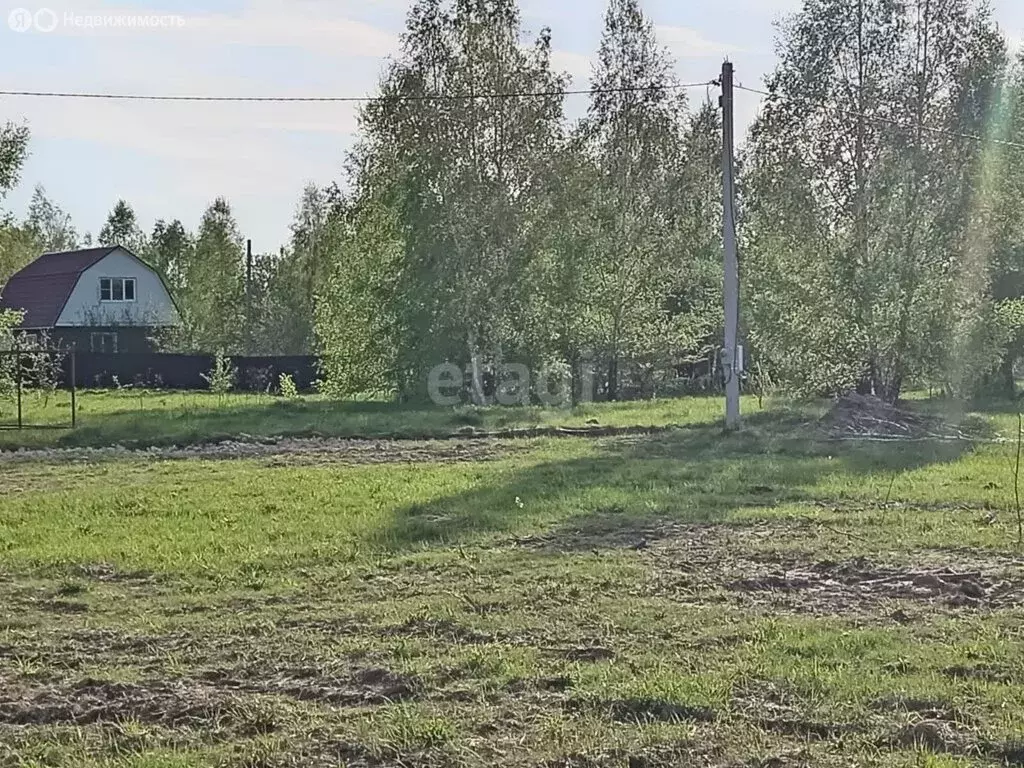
[245,239,253,354]
[721,61,741,430]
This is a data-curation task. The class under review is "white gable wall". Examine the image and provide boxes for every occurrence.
[55,247,181,327]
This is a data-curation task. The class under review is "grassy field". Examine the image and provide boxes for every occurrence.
[0,388,748,451]
[2,396,1024,766]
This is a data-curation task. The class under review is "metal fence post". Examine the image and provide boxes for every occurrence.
[15,346,22,430]
[70,346,77,429]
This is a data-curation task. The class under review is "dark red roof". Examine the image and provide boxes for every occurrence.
[0,248,117,328]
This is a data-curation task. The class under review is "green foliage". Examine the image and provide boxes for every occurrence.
[201,350,237,395]
[315,0,723,403]
[0,307,22,400]
[0,120,29,202]
[997,299,1024,350]
[5,0,1024,406]
[744,0,1009,400]
[14,329,64,405]
[0,121,33,287]
[25,185,78,253]
[178,198,246,353]
[316,196,401,398]
[98,199,147,253]
[278,372,299,400]
[146,218,193,297]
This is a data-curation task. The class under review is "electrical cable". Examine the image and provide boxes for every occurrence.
[0,81,718,104]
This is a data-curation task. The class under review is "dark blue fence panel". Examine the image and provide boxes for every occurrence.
[61,353,320,392]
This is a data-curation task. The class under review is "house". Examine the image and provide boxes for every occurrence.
[0,246,181,353]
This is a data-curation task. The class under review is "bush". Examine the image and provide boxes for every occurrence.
[0,309,24,402]
[278,372,299,400]
[201,350,237,395]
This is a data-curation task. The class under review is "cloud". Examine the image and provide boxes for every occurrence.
[549,49,591,83]
[656,25,745,58]
[1,0,394,247]
[32,0,401,58]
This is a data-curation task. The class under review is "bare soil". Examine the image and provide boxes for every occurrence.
[0,435,534,467]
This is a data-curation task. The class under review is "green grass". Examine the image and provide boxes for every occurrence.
[1,396,1023,766]
[0,388,758,450]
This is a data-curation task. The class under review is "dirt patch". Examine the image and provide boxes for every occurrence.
[0,436,536,467]
[544,742,725,768]
[199,663,422,706]
[510,518,799,555]
[0,676,255,730]
[872,694,972,725]
[757,718,859,741]
[562,647,616,663]
[75,562,157,583]
[734,680,861,742]
[820,393,978,440]
[384,616,494,645]
[565,697,716,725]
[514,521,1024,618]
[37,598,88,614]
[887,719,974,753]
[725,558,1024,612]
[993,741,1024,766]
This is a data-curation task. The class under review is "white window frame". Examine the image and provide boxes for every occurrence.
[90,332,119,353]
[100,277,137,303]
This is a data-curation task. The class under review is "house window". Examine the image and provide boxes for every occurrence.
[100,277,136,302]
[90,332,118,354]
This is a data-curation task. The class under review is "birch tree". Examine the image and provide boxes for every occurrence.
[578,0,690,399]
[322,0,565,401]
[745,0,1007,399]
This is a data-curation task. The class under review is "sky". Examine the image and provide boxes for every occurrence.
[0,0,1022,252]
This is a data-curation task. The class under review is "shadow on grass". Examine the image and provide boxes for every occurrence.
[4,393,737,451]
[36,398,475,449]
[376,405,985,551]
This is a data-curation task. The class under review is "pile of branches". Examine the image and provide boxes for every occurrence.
[820,393,975,441]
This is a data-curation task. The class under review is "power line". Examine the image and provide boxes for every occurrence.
[735,83,1024,150]
[0,81,717,104]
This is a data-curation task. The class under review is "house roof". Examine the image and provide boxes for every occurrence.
[0,247,118,328]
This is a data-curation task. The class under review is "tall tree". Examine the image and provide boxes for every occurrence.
[0,122,33,289]
[25,185,78,253]
[744,0,1007,399]
[577,0,693,399]
[178,198,245,352]
[987,51,1024,394]
[0,121,29,205]
[99,199,147,254]
[279,185,333,354]
[319,0,566,401]
[146,219,192,297]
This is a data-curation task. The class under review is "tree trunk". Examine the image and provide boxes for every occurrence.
[1002,351,1016,400]
[607,353,619,402]
[467,330,486,406]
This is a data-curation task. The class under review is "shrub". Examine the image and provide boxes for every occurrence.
[279,372,299,400]
[0,309,24,403]
[201,350,237,395]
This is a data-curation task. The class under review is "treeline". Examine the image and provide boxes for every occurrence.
[0,182,327,356]
[3,0,1024,403]
[318,0,723,402]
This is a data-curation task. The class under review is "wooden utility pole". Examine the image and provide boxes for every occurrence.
[721,61,741,430]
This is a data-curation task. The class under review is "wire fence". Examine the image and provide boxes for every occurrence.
[0,348,77,430]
